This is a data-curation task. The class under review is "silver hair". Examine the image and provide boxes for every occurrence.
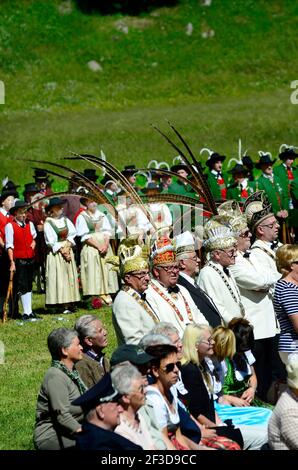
[111,364,142,395]
[150,322,179,340]
[47,328,78,360]
[139,332,172,350]
[74,314,99,342]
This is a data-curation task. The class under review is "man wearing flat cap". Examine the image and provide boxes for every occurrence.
[72,373,142,450]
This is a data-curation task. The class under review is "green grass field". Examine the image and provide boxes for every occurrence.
[0,0,297,450]
[0,0,298,185]
[0,296,115,450]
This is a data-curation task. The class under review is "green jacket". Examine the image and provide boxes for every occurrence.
[75,353,110,390]
[168,179,194,197]
[255,174,287,213]
[273,163,298,209]
[227,181,256,203]
[34,367,84,450]
[206,172,228,201]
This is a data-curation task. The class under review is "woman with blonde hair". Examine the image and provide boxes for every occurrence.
[181,323,270,450]
[274,244,298,364]
[212,321,273,414]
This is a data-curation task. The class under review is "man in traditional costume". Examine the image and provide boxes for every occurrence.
[0,189,17,317]
[198,217,245,324]
[200,148,228,202]
[255,152,288,219]
[226,164,255,203]
[5,200,38,321]
[146,235,208,337]
[242,191,286,400]
[175,231,222,328]
[218,198,281,401]
[112,237,159,345]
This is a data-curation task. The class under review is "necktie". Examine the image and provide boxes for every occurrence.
[167,285,180,294]
[223,267,230,277]
[243,251,250,258]
[140,293,146,301]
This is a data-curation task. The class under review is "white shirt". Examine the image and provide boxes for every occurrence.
[75,209,112,242]
[44,216,76,253]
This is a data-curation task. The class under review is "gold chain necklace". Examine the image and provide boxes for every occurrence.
[122,286,159,323]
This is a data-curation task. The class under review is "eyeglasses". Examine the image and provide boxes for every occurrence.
[239,230,251,238]
[259,221,279,229]
[218,248,236,258]
[200,337,214,346]
[161,361,181,373]
[130,271,150,279]
[187,255,199,262]
[158,265,180,273]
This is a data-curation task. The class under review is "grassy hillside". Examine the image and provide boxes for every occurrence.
[0,0,297,184]
[0,0,297,450]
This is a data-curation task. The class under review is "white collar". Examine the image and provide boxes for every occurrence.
[179,271,196,286]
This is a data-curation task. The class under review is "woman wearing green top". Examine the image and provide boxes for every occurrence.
[34,328,87,450]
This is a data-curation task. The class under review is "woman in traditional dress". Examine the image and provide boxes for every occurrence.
[75,199,118,306]
[44,197,80,313]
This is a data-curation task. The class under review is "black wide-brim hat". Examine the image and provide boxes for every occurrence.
[121,165,137,177]
[206,153,226,168]
[242,156,254,170]
[83,168,99,181]
[228,163,248,175]
[255,155,276,169]
[0,190,18,204]
[72,374,121,413]
[279,148,298,160]
[3,180,20,191]
[170,164,190,174]
[45,197,66,210]
[23,182,39,195]
[9,200,28,215]
[33,169,49,181]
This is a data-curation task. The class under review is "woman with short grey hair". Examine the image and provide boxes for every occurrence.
[34,328,87,450]
[112,364,158,449]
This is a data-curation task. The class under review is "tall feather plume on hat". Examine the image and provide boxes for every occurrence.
[139,122,217,216]
[227,139,248,169]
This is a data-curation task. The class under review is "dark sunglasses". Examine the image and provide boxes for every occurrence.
[162,361,181,373]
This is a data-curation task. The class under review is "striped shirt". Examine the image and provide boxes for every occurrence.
[273,280,298,353]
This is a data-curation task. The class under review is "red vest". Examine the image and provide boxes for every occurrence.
[11,221,35,259]
[0,212,12,254]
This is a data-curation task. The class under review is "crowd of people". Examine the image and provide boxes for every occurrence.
[1,142,298,451]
